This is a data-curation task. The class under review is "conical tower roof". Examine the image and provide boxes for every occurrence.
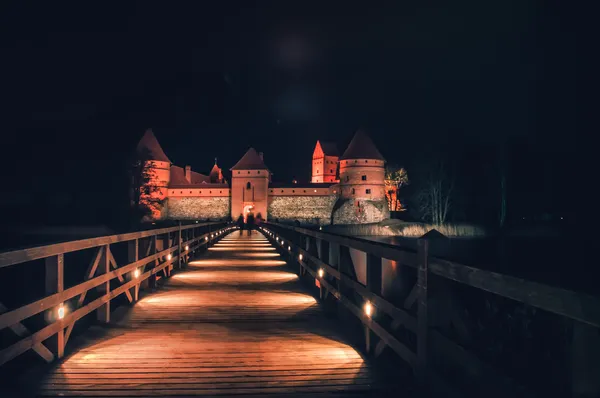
[136,129,170,162]
[340,129,384,161]
[230,148,269,171]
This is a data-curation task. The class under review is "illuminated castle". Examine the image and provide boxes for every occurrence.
[135,129,389,225]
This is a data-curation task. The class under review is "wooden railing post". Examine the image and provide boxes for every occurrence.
[128,239,139,301]
[45,254,65,358]
[150,235,158,288]
[96,245,110,323]
[366,253,382,354]
[416,238,429,387]
[178,221,183,269]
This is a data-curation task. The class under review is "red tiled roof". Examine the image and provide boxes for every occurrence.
[340,130,385,161]
[169,166,211,186]
[136,129,170,162]
[230,148,270,171]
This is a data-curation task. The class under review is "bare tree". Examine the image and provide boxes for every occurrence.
[385,166,409,211]
[417,160,455,225]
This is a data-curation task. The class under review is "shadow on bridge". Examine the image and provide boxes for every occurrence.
[14,230,401,397]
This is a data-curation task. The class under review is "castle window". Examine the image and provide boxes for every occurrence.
[361,175,367,181]
[209,191,212,193]
[246,182,251,190]
[200,191,202,194]
[189,191,192,194]
[281,190,284,193]
[365,160,368,163]
[317,169,319,173]
[366,189,371,194]
[220,190,222,193]
[248,171,251,174]
[354,160,357,164]
[258,171,260,174]
[330,169,333,173]
[237,171,240,174]
[352,188,355,195]
[180,191,182,194]
[304,190,306,193]
[345,176,349,182]
[270,190,273,193]
[292,190,295,193]
[171,191,174,194]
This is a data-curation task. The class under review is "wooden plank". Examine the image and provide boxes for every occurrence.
[428,258,600,328]
[96,245,110,323]
[0,222,224,269]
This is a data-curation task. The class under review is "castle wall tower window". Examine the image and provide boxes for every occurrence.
[366,189,371,194]
[352,188,355,195]
[361,175,367,181]
[246,182,252,190]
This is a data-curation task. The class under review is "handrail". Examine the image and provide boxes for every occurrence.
[0,221,233,367]
[0,222,219,269]
[262,222,600,397]
[269,222,600,327]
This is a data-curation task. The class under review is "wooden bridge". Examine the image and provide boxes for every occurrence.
[1,222,599,397]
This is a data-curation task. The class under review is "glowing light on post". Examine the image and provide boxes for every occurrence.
[134,269,140,278]
[185,245,189,251]
[57,304,65,320]
[167,254,172,261]
[211,234,214,238]
[205,236,209,241]
[280,240,284,246]
[299,254,303,261]
[288,246,291,251]
[364,301,373,317]
[318,268,324,278]
[319,226,323,231]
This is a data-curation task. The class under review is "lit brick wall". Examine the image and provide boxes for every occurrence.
[167,197,230,220]
[268,196,337,225]
[332,198,389,225]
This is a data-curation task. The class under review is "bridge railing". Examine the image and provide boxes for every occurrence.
[262,222,600,397]
[0,221,232,367]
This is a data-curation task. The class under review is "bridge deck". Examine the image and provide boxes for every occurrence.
[28,230,399,397]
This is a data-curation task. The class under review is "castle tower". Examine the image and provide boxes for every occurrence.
[209,159,224,183]
[230,148,270,221]
[333,130,389,224]
[135,129,171,219]
[311,140,340,183]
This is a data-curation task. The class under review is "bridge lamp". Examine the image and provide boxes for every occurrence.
[185,245,189,251]
[319,226,323,231]
[57,304,65,320]
[288,246,291,251]
[133,269,140,279]
[167,254,172,261]
[298,254,303,261]
[211,234,214,238]
[364,301,374,318]
[280,240,284,246]
[318,268,324,278]
[205,236,209,241]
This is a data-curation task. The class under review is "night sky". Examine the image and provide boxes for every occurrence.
[0,1,584,227]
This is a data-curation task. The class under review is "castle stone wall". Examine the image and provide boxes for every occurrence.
[268,196,337,225]
[167,197,230,220]
[332,198,389,225]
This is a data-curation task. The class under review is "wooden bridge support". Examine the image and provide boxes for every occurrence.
[45,253,65,358]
